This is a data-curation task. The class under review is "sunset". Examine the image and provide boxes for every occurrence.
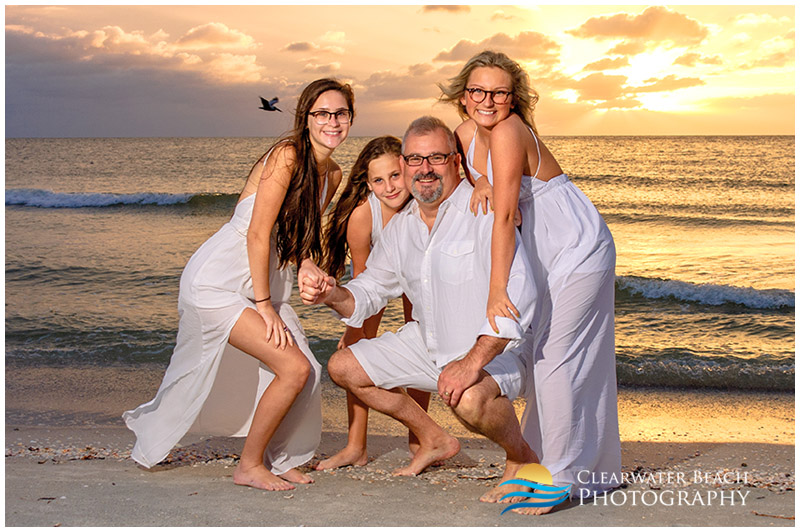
[5,4,795,137]
[5,4,795,527]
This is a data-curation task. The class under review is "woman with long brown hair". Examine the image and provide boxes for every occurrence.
[124,78,355,491]
[316,136,429,470]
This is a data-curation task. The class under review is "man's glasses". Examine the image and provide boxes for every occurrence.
[465,87,512,105]
[309,109,352,125]
[402,152,455,166]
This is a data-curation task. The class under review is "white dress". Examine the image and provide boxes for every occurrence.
[467,128,621,495]
[122,179,325,475]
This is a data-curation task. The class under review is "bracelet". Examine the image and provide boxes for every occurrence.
[254,296,271,303]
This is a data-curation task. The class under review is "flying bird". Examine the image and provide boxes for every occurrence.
[259,96,282,112]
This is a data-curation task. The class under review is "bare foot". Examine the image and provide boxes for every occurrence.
[279,467,314,484]
[393,434,460,476]
[314,446,368,470]
[233,463,295,491]
[511,496,563,516]
[480,459,532,503]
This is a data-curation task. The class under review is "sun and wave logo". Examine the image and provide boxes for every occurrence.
[499,463,572,514]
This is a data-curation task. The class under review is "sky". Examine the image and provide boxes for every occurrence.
[4,4,796,138]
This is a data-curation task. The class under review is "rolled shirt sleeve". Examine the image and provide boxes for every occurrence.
[340,237,404,328]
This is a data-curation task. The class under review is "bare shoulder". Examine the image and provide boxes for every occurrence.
[328,159,344,188]
[258,142,296,187]
[346,199,373,250]
[348,197,372,227]
[454,120,477,145]
[490,114,528,141]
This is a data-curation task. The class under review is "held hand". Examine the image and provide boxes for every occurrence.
[298,258,326,293]
[469,177,494,215]
[299,275,335,305]
[487,287,520,334]
[437,358,481,407]
[256,303,294,350]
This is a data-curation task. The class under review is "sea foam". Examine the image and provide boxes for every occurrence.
[6,188,195,208]
[616,275,794,310]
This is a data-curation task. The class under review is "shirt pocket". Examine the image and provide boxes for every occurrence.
[438,240,475,284]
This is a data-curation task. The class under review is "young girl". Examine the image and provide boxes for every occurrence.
[439,51,621,511]
[316,136,430,470]
[124,78,355,491]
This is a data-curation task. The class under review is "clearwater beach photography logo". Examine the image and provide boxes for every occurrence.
[499,463,572,514]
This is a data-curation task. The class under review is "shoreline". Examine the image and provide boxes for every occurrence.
[5,364,795,526]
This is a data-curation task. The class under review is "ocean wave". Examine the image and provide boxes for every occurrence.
[616,352,794,391]
[5,188,237,208]
[616,275,794,310]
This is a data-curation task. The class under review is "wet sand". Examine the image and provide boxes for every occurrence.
[5,364,795,526]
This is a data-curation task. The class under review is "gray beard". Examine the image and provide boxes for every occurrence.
[411,172,444,204]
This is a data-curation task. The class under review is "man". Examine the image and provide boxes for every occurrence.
[299,116,538,502]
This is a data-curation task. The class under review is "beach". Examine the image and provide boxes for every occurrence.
[5,364,794,527]
[5,136,794,526]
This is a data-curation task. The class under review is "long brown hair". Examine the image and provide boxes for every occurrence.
[438,50,538,133]
[264,78,355,269]
[323,136,402,279]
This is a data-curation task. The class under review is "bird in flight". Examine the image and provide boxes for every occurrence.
[259,97,282,112]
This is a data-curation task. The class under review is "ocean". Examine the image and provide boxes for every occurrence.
[5,136,795,391]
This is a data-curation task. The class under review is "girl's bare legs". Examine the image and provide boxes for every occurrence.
[315,391,370,469]
[228,308,313,490]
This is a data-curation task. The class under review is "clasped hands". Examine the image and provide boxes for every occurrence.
[298,259,335,305]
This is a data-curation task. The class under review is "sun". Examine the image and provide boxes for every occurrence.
[516,463,554,486]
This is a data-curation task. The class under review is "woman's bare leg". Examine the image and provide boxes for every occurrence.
[228,308,312,491]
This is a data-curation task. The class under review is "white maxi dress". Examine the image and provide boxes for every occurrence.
[123,184,323,475]
[466,128,621,496]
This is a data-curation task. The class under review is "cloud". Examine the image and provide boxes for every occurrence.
[433,31,561,65]
[422,5,470,14]
[583,57,629,72]
[737,34,795,69]
[5,22,267,85]
[491,10,514,22]
[359,62,459,102]
[673,52,723,67]
[302,62,341,74]
[572,72,629,101]
[175,22,256,50]
[607,41,646,56]
[281,39,344,55]
[283,41,315,52]
[739,50,795,69]
[567,6,709,47]
[733,13,793,27]
[634,75,704,93]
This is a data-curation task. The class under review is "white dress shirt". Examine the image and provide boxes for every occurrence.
[342,179,537,368]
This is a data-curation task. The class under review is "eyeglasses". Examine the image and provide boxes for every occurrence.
[402,152,455,166]
[309,109,352,125]
[465,87,512,105]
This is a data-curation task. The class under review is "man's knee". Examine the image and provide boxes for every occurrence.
[327,348,354,386]
[453,384,493,422]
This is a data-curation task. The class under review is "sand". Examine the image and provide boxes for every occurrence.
[5,364,795,527]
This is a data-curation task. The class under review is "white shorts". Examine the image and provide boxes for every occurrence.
[348,321,527,399]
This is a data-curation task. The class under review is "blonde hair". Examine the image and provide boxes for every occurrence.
[438,50,538,133]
